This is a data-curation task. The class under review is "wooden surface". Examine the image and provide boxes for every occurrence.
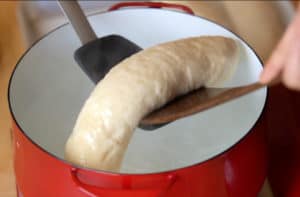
[0,2,25,197]
[0,1,297,197]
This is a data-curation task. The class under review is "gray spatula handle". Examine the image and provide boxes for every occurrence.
[58,0,97,45]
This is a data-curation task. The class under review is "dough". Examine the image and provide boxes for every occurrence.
[65,36,240,171]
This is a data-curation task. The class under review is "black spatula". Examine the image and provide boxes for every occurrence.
[58,1,141,84]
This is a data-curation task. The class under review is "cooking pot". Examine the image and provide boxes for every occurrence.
[9,2,267,197]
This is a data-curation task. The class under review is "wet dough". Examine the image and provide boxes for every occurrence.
[65,36,240,171]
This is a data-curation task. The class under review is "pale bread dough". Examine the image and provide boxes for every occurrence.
[65,36,240,171]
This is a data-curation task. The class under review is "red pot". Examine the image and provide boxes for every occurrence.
[9,2,268,197]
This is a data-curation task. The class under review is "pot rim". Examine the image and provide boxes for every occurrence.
[8,8,268,176]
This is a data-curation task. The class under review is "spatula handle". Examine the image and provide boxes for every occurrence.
[141,82,266,125]
[58,0,97,45]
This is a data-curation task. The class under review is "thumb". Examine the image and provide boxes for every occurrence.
[259,62,282,85]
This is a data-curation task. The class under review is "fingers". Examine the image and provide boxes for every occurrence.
[260,21,292,84]
[259,44,285,84]
[259,59,283,85]
[282,44,300,90]
[260,11,300,89]
[282,12,300,90]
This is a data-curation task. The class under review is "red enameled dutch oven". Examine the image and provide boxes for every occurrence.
[8,2,268,197]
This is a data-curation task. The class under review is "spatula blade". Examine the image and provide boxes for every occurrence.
[74,35,141,83]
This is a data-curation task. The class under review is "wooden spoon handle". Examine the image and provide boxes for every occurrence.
[142,82,266,125]
[58,0,97,45]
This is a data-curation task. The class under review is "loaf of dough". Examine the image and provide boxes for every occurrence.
[65,36,240,171]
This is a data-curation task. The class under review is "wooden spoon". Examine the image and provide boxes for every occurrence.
[141,82,266,126]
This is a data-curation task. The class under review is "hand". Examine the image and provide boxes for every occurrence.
[260,6,300,90]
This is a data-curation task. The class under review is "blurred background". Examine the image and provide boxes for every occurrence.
[0,1,298,197]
